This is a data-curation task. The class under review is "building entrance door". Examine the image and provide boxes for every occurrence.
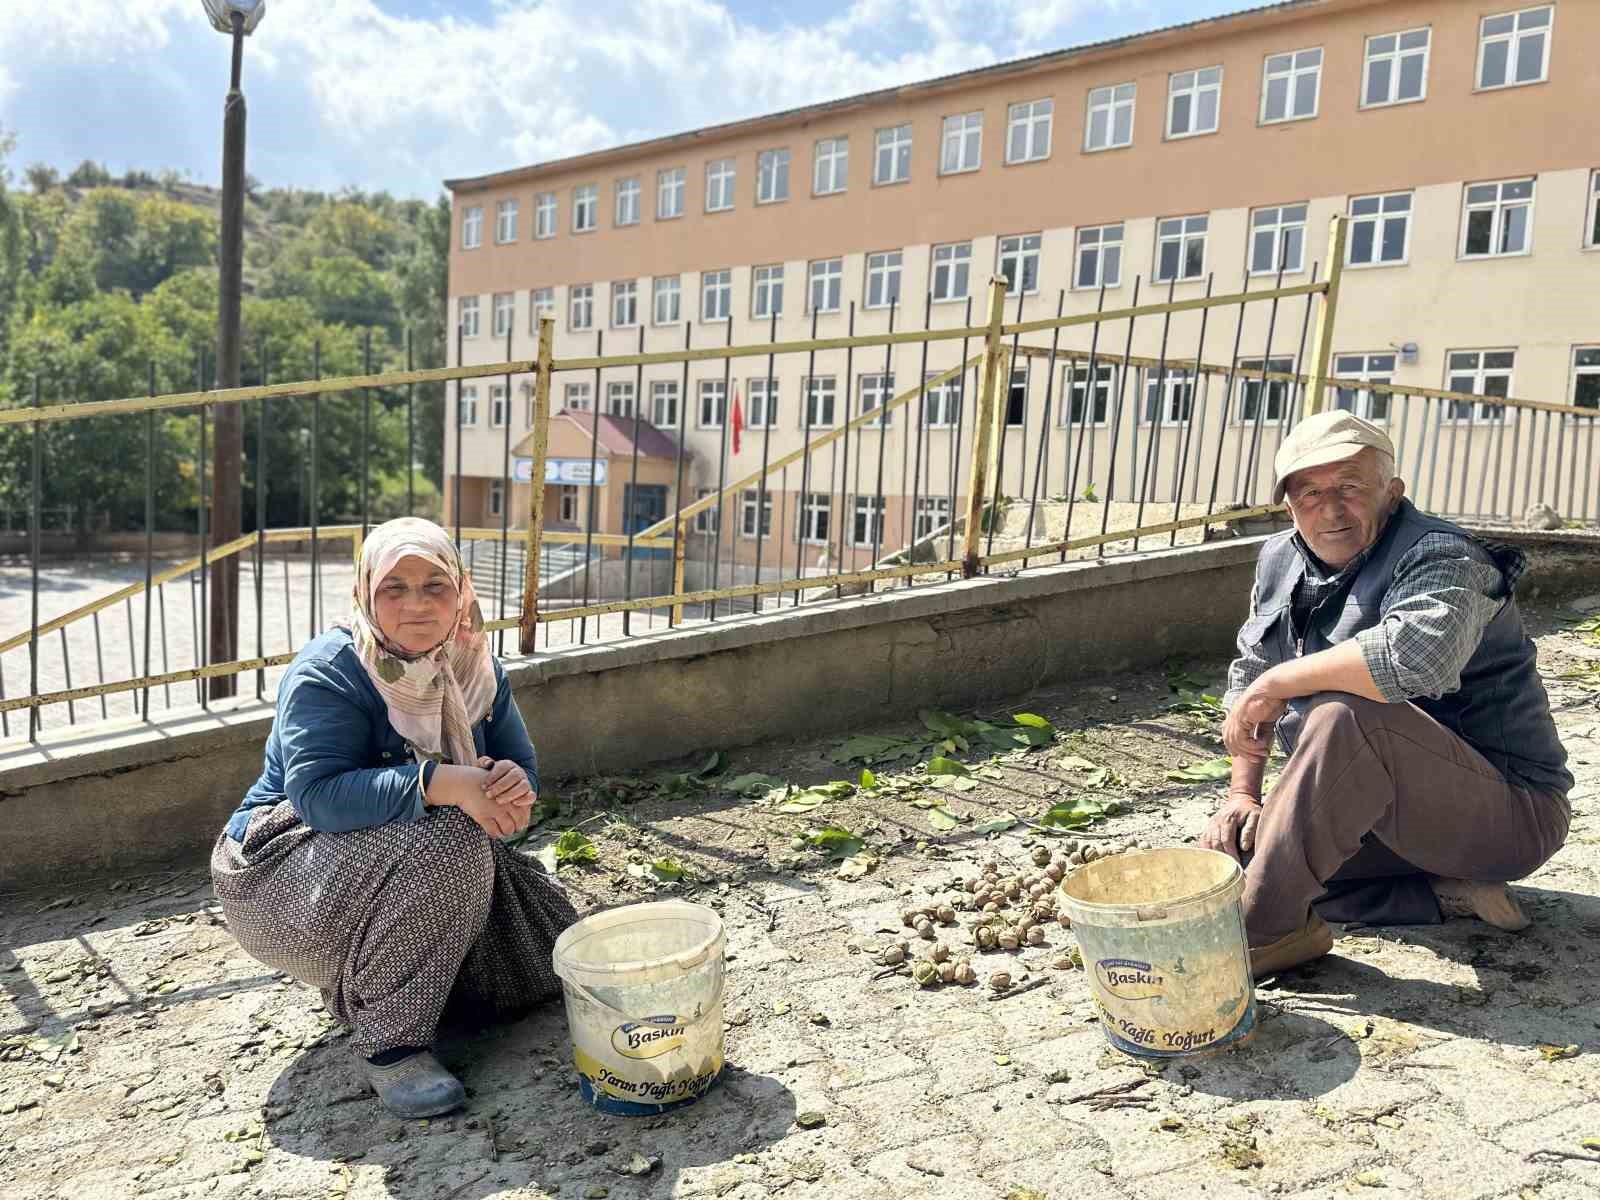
[623,484,670,557]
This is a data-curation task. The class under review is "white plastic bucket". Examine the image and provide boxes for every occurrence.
[551,900,726,1115]
[1058,847,1255,1058]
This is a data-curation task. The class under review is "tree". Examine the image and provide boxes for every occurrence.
[63,189,216,298]
[393,194,450,488]
[25,164,59,194]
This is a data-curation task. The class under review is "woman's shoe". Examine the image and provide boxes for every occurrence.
[1249,913,1334,978]
[361,1050,466,1118]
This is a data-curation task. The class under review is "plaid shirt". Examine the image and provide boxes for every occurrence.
[1225,530,1520,710]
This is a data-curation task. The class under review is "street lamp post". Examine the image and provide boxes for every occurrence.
[202,0,265,699]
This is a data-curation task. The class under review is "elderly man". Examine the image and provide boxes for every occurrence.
[1200,411,1572,977]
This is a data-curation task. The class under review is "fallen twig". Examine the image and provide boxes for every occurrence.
[871,964,909,982]
[1064,1078,1153,1105]
[1525,1149,1600,1165]
[906,1160,945,1178]
[986,975,1052,1001]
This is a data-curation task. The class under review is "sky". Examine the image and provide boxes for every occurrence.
[0,0,1248,200]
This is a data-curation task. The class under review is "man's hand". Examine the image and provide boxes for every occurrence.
[1199,793,1263,864]
[1223,678,1287,763]
[476,756,536,809]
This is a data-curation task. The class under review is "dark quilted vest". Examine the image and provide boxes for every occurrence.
[1246,500,1572,797]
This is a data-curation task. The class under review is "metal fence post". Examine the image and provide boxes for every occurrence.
[962,277,1009,577]
[1302,215,1348,418]
[518,316,555,655]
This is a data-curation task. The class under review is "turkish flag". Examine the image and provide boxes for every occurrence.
[731,387,744,455]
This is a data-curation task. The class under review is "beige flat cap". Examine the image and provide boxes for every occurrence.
[1273,410,1395,503]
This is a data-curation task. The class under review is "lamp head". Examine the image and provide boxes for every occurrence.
[202,0,266,34]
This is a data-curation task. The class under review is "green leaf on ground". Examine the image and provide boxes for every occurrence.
[920,709,969,737]
[1011,712,1051,729]
[858,767,878,790]
[927,774,979,792]
[1165,756,1233,783]
[828,734,924,765]
[927,806,961,831]
[723,772,787,796]
[1057,754,1112,787]
[1537,1043,1580,1062]
[1040,799,1107,829]
[927,756,971,777]
[696,751,728,778]
[1579,1137,1600,1151]
[775,789,829,814]
[627,857,686,883]
[806,826,865,859]
[972,813,1019,834]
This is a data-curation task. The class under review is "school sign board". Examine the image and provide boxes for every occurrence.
[512,457,609,486]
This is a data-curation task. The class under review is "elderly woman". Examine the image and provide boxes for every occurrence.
[212,518,577,1118]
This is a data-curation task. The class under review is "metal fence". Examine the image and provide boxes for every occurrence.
[2,217,1596,737]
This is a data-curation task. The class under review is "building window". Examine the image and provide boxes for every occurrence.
[1167,67,1221,138]
[568,284,594,331]
[1155,215,1208,283]
[923,375,961,427]
[573,184,598,232]
[490,383,508,428]
[701,269,732,322]
[1588,170,1600,248]
[865,251,902,310]
[1477,5,1552,90]
[488,479,504,518]
[914,496,951,540]
[1249,204,1308,275]
[1261,48,1322,123]
[859,373,895,428]
[495,198,518,243]
[997,233,1041,296]
[740,489,773,538]
[745,377,779,428]
[606,381,636,418]
[612,280,639,328]
[653,276,681,325]
[850,495,885,547]
[530,288,556,332]
[1062,363,1115,426]
[1005,365,1028,426]
[1461,178,1534,258]
[458,295,480,337]
[1141,368,1195,425]
[693,487,719,534]
[757,148,790,204]
[1075,223,1123,290]
[1333,352,1396,422]
[705,159,735,212]
[1445,350,1514,422]
[558,485,579,525]
[803,376,837,428]
[535,192,557,239]
[564,381,592,412]
[615,177,640,227]
[523,383,537,427]
[809,258,842,313]
[1348,191,1412,266]
[1363,28,1430,107]
[814,138,848,195]
[1085,83,1135,151]
[461,205,482,249]
[875,124,912,185]
[698,379,726,429]
[940,112,982,174]
[1571,347,1600,415]
[492,292,514,338]
[649,380,680,428]
[1006,99,1053,163]
[930,242,971,302]
[458,385,478,426]
[1234,358,1293,425]
[657,167,685,220]
[752,265,784,320]
[799,493,831,544]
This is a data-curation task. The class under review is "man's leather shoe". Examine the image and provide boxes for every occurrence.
[1430,877,1531,932]
[1249,913,1334,978]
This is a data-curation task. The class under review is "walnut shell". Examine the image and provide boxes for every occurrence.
[988,971,1012,992]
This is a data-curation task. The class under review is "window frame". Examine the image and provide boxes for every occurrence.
[802,375,838,430]
[913,495,952,541]
[650,379,680,429]
[939,112,983,175]
[701,269,732,323]
[697,379,727,430]
[1361,27,1431,109]
[529,287,555,332]
[458,294,481,338]
[1073,223,1124,291]
[460,205,483,250]
[1232,358,1295,426]
[1153,215,1209,283]
[848,494,886,548]
[813,137,848,196]
[1474,5,1554,92]
[457,384,479,426]
[808,258,843,314]
[756,148,791,205]
[568,284,594,332]
[1259,46,1323,125]
[1247,204,1309,277]
[494,198,518,244]
[611,280,639,329]
[922,373,961,428]
[534,192,557,239]
[1137,367,1196,427]
[488,478,504,518]
[858,372,895,429]
[745,376,780,429]
[739,487,774,539]
[1569,346,1600,420]
[693,487,719,534]
[605,380,636,418]
[1331,351,1398,423]
[614,177,641,227]
[864,250,903,311]
[1005,98,1053,165]
[652,276,681,326]
[751,264,785,320]
[874,124,912,186]
[929,242,972,303]
[1588,170,1600,249]
[563,381,592,412]
[1004,363,1029,427]
[1084,83,1136,152]
[1346,191,1413,268]
[1443,348,1517,424]
[572,184,599,233]
[705,158,736,213]
[1459,177,1536,260]
[489,383,507,428]
[657,167,686,220]
[798,492,832,545]
[1060,363,1117,427]
[557,484,580,525]
[1166,66,1222,140]
[491,291,515,339]
[997,233,1042,297]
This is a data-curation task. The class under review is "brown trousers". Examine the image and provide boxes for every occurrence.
[1243,692,1570,944]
